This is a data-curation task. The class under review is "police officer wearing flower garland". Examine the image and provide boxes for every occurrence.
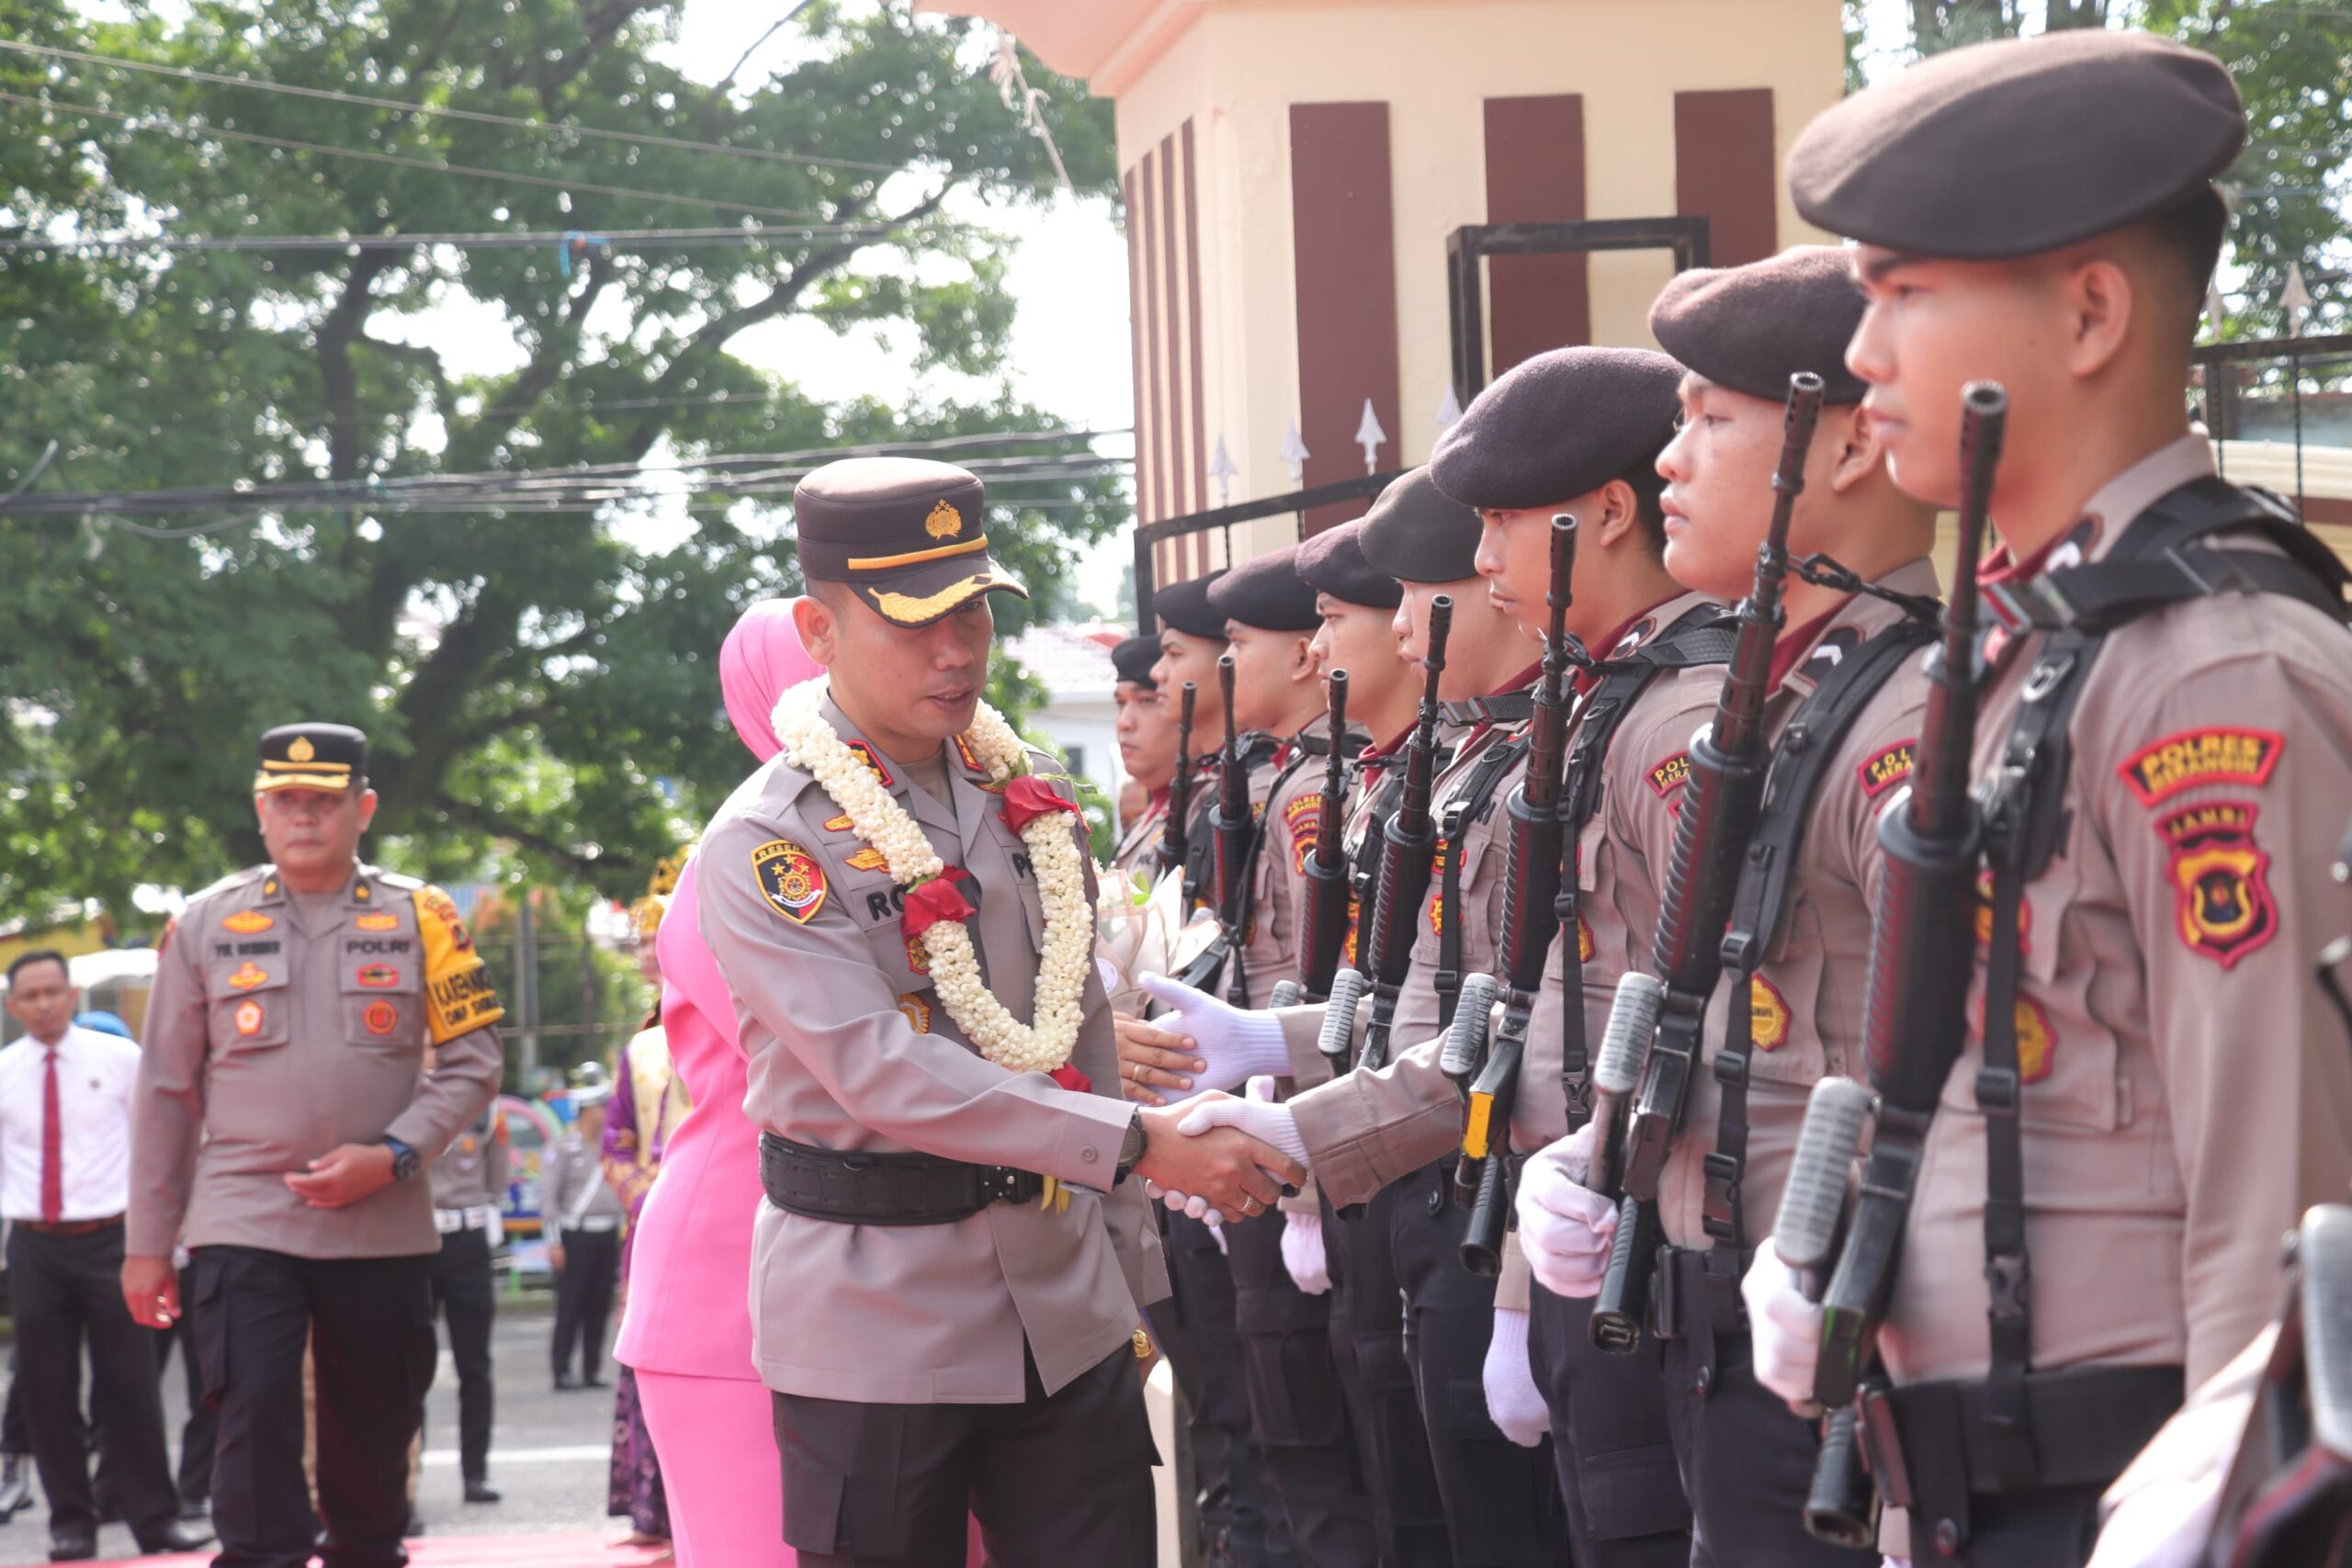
[696,457,1308,1564]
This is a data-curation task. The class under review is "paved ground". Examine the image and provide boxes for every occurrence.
[0,1299,635,1566]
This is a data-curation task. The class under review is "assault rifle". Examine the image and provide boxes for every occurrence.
[1355,595,1453,1074]
[1159,682,1198,883]
[1589,372,1824,1353]
[1807,382,2006,1409]
[1209,655,1256,1005]
[1450,516,1584,1274]
[1296,669,1355,1001]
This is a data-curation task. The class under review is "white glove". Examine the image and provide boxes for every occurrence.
[1176,1076,1312,1172]
[1741,1236,1823,1411]
[2087,1325,2264,1568]
[1138,974,1291,1097]
[1281,1211,1330,1294]
[1482,1308,1549,1448]
[1515,1125,1617,1299]
[2085,1472,2223,1568]
[1147,1179,1224,1231]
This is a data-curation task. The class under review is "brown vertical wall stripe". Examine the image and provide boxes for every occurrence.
[1159,132,1187,522]
[1482,95,1590,371]
[1289,101,1402,536]
[1182,119,1210,577]
[1675,88,1779,268]
[1123,165,1154,528]
[1140,145,1170,525]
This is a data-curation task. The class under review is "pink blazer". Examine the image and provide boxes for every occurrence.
[615,854,761,1381]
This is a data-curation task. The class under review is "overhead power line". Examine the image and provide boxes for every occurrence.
[0,223,914,254]
[0,89,921,226]
[0,37,905,176]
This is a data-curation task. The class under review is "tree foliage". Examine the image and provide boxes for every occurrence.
[1,0,1126,919]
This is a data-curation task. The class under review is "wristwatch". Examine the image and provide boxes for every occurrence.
[380,1135,421,1182]
[1114,1111,1148,1185]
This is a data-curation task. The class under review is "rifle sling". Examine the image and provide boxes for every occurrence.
[1431,731,1533,1033]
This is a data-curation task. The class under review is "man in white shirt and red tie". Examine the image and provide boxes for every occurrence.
[1,950,211,1562]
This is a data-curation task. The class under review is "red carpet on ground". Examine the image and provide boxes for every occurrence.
[85,1536,672,1568]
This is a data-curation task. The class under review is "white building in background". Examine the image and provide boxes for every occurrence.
[1007,623,1125,806]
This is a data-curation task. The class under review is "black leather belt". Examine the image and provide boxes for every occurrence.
[759,1134,1044,1225]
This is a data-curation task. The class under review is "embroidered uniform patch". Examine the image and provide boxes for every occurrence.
[752,840,829,923]
[222,909,275,934]
[363,1000,399,1035]
[2014,995,2056,1083]
[356,912,401,932]
[1647,752,1691,797]
[1973,868,2032,955]
[1427,842,1450,935]
[2156,800,2277,968]
[897,993,934,1033]
[905,935,932,976]
[821,812,855,833]
[1858,739,1918,799]
[845,740,895,790]
[1577,914,1595,964]
[2119,728,2282,807]
[1284,793,1323,874]
[356,964,400,988]
[228,962,269,991]
[845,848,890,873]
[1749,975,1792,1052]
[234,1000,265,1036]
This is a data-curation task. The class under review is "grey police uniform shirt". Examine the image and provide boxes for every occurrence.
[697,693,1168,1404]
[543,1132,625,1229]
[431,1108,510,1213]
[130,863,506,1261]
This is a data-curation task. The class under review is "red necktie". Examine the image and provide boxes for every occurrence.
[40,1047,62,1224]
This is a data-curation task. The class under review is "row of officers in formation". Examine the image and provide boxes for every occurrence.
[102,26,2351,1568]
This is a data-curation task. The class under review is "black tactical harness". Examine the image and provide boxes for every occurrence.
[1431,728,1537,1033]
[1177,732,1283,998]
[1557,606,1742,1127]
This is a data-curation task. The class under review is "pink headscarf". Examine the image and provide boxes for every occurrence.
[718,597,824,760]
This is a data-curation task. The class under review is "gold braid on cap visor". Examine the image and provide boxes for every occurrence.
[867,570,1026,624]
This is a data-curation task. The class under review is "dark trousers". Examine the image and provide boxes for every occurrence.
[1659,1318,1878,1567]
[425,1225,496,1483]
[773,1344,1156,1566]
[6,1224,180,1548]
[1389,1162,1569,1567]
[153,1274,220,1508]
[2,1350,26,1454]
[1155,1208,1295,1566]
[1322,1185,1451,1567]
[550,1226,620,1382]
[189,1245,436,1568]
[1223,1207,1378,1567]
[1527,1284,1692,1567]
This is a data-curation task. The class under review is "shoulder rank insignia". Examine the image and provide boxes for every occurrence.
[844,741,895,791]
[2119,728,2281,808]
[1648,751,1691,797]
[2157,800,2277,968]
[896,993,933,1033]
[752,840,829,924]
[227,962,270,991]
[1749,974,1792,1052]
[222,909,275,935]
[1858,739,1917,799]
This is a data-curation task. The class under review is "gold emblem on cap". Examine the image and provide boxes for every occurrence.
[924,500,964,539]
[288,736,316,762]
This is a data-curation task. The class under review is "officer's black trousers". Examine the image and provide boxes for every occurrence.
[153,1273,220,1508]
[1223,1205,1378,1567]
[1322,1184,1451,1567]
[1657,1303,1879,1568]
[549,1226,620,1382]
[7,1224,181,1548]
[1527,1283,1692,1567]
[425,1226,497,1483]
[773,1342,1156,1567]
[189,1245,435,1568]
[1389,1161,1569,1567]
[1155,1207,1296,1565]
[1917,1482,2107,1567]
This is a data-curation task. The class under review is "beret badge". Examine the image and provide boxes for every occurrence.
[288,736,316,763]
[925,501,965,539]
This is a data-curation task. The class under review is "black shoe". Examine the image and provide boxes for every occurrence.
[553,1371,581,1391]
[463,1480,502,1505]
[46,1537,96,1563]
[136,1518,215,1553]
[406,1506,425,1537]
[177,1498,209,1522]
[0,1452,30,1517]
[582,1372,610,1389]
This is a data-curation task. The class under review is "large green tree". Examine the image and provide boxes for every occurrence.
[0,0,1125,919]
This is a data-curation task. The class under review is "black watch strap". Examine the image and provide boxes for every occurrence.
[1114,1111,1148,1184]
[381,1136,421,1181]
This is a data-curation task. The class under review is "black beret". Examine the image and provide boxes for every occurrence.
[1358,468,1484,585]
[793,457,1028,628]
[1154,570,1227,640]
[1786,29,2244,259]
[1207,544,1321,633]
[1295,518,1403,609]
[1430,347,1683,511]
[255,723,367,794]
[1649,246,1869,405]
[1111,635,1161,688]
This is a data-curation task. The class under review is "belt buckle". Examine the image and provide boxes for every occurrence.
[1856,1383,1915,1510]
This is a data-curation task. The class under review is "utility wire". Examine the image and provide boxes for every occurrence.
[0,222,919,254]
[0,37,906,175]
[0,89,901,225]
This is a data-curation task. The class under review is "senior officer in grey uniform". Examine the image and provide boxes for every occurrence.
[126,723,506,1568]
[696,456,1306,1567]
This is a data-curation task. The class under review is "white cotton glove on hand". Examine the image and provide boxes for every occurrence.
[1281,1211,1330,1295]
[1138,974,1291,1098]
[1147,1179,1225,1232]
[1515,1125,1618,1299]
[1482,1307,1549,1448]
[1742,1236,1825,1412]
[1176,1075,1312,1174]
